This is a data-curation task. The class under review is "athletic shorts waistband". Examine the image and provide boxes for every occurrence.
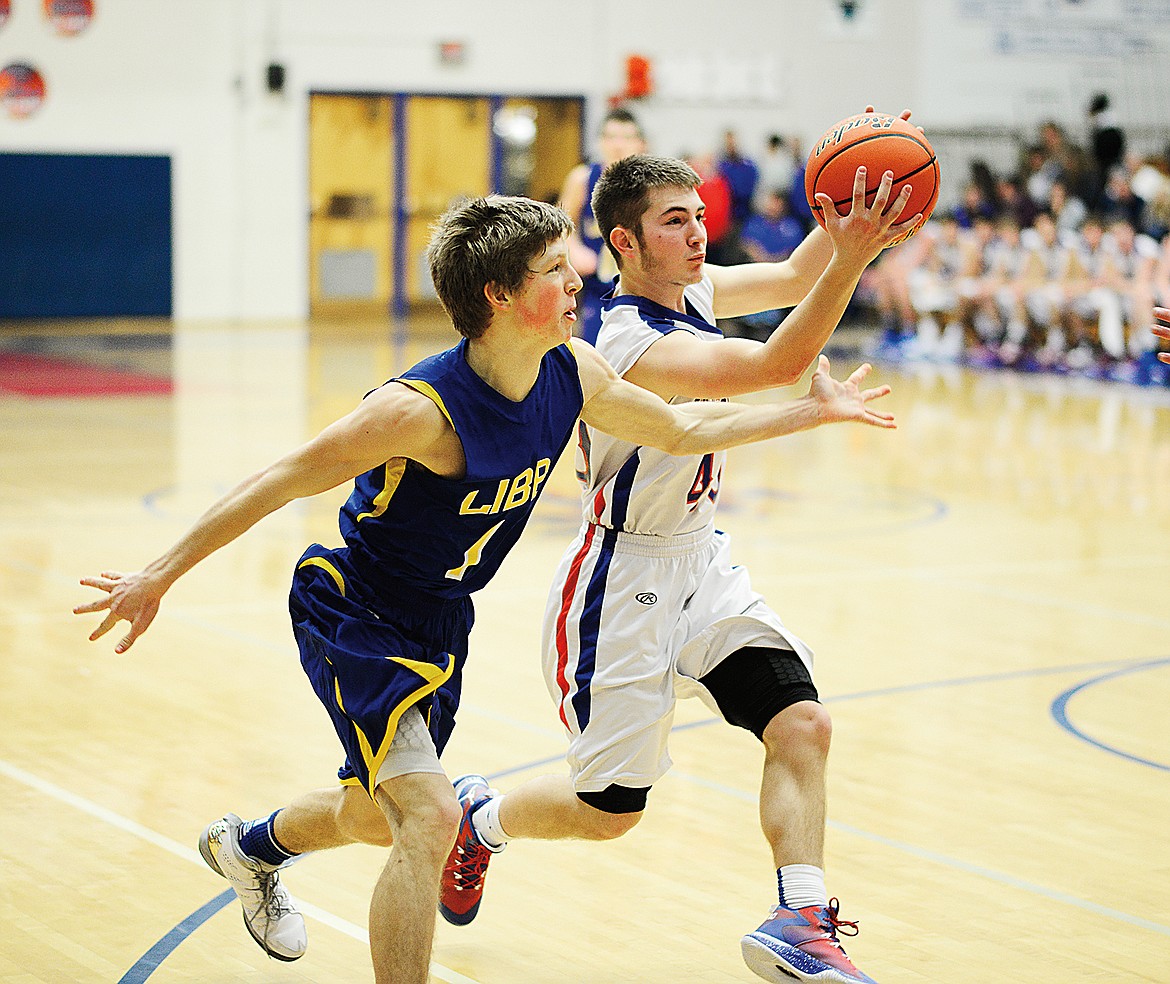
[584,522,715,558]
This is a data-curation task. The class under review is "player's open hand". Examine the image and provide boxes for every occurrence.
[807,355,896,429]
[1154,307,1170,364]
[814,165,920,265]
[73,569,164,653]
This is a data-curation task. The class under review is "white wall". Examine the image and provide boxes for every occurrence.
[1,0,1167,320]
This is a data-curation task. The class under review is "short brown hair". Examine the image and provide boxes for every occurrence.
[591,155,700,268]
[427,195,572,338]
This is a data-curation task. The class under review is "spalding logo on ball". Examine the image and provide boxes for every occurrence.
[805,111,939,247]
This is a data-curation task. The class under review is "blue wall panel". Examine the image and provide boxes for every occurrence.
[0,153,172,318]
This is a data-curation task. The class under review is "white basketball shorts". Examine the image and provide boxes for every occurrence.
[542,523,813,793]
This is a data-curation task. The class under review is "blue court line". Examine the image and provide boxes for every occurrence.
[118,890,235,984]
[1050,657,1170,771]
[117,654,1168,980]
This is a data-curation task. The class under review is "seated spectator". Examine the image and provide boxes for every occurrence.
[998,211,1075,367]
[730,190,808,339]
[756,134,797,213]
[1022,144,1061,209]
[953,181,998,229]
[740,190,806,262]
[1130,153,1170,240]
[903,213,966,361]
[1102,166,1146,230]
[1049,178,1088,234]
[953,215,1005,360]
[1099,217,1160,365]
[996,175,1040,228]
[1064,214,1114,369]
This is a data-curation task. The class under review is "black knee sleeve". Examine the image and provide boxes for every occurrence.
[576,783,650,814]
[699,646,819,740]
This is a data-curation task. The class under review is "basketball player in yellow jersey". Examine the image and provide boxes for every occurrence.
[76,195,898,984]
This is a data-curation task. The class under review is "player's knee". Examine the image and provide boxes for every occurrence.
[578,803,643,840]
[386,787,462,860]
[762,700,832,761]
[574,783,649,839]
[337,787,393,847]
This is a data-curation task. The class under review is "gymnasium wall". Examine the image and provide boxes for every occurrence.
[1,0,1167,320]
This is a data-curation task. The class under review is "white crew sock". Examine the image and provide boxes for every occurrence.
[777,863,828,910]
[470,794,509,852]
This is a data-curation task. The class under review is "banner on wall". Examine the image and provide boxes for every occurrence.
[0,63,46,118]
[43,0,93,36]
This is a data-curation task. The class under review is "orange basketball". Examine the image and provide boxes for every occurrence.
[805,112,939,247]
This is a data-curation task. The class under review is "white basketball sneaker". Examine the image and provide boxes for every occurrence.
[198,813,307,961]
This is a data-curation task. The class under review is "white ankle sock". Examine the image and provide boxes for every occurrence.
[471,794,509,851]
[777,864,828,910]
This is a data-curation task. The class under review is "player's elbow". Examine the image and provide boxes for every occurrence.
[763,363,805,388]
[661,418,704,457]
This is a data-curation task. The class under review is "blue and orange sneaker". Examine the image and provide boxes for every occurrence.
[438,774,502,926]
[741,898,877,983]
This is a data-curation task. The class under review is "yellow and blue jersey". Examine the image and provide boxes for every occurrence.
[337,338,582,602]
[289,338,582,792]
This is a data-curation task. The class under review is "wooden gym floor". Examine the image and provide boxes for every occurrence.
[1,316,1168,983]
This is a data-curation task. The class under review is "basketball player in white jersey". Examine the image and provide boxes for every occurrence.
[439,148,920,984]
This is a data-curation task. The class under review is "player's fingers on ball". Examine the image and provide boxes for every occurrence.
[871,171,895,212]
[889,213,923,239]
[850,166,869,210]
[886,185,914,221]
[813,193,836,223]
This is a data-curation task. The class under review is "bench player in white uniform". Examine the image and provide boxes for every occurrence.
[440,150,921,984]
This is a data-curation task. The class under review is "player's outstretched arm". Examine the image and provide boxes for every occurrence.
[577,342,894,458]
[1154,307,1170,364]
[73,384,454,653]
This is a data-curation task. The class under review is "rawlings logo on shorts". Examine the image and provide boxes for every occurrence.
[635,592,657,606]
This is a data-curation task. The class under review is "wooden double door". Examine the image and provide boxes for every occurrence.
[309,93,583,318]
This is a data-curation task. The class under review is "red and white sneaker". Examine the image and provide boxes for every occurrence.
[742,898,877,983]
[438,774,502,926]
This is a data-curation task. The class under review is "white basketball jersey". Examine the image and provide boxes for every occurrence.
[575,275,725,537]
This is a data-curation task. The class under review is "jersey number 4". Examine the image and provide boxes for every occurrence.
[686,453,721,511]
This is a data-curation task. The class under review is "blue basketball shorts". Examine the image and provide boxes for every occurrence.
[288,543,472,795]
